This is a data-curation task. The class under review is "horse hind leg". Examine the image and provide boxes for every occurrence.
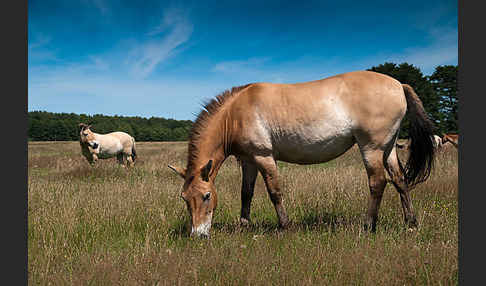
[384,147,418,228]
[126,154,134,167]
[360,149,387,232]
[240,160,258,226]
[124,146,135,167]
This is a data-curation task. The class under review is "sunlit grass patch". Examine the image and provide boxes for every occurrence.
[28,141,458,285]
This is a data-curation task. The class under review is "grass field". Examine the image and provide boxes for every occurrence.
[28,140,458,285]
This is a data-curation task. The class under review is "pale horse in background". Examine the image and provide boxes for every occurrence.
[79,123,137,167]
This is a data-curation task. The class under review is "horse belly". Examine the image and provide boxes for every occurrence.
[95,139,123,159]
[273,124,355,164]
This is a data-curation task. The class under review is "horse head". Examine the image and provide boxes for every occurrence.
[168,160,218,238]
[79,123,98,149]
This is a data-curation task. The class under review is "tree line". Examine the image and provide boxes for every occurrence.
[28,112,193,141]
[28,62,457,141]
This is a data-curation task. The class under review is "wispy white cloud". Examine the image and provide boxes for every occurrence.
[28,6,199,119]
[28,33,61,62]
[80,0,109,15]
[127,7,193,78]
[89,56,110,71]
[394,3,458,73]
[28,69,222,119]
[367,26,457,75]
[146,7,189,37]
[28,33,51,50]
[92,0,109,15]
[211,22,457,82]
[28,2,457,120]
[212,57,271,73]
[29,50,60,62]
[210,55,344,85]
[400,43,457,73]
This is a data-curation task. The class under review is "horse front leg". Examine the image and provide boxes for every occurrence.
[126,155,134,167]
[240,161,258,226]
[91,153,98,165]
[117,153,125,166]
[254,155,289,229]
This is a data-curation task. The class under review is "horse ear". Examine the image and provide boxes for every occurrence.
[168,165,186,179]
[441,134,447,144]
[200,160,213,182]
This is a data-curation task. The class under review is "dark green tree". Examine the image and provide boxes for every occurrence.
[172,127,189,141]
[28,111,193,142]
[429,65,458,134]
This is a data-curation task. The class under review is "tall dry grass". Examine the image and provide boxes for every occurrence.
[28,141,458,285]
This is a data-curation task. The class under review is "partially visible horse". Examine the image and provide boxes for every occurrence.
[433,135,443,149]
[168,70,436,238]
[397,134,442,150]
[442,133,459,148]
[79,123,137,167]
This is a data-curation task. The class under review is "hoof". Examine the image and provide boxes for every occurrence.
[240,217,250,227]
[278,219,290,230]
[363,223,377,233]
[363,217,377,233]
[406,216,418,229]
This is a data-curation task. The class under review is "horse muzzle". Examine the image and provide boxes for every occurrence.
[190,218,212,238]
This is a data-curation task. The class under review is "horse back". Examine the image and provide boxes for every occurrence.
[95,131,134,153]
[228,71,406,162]
[231,71,405,135]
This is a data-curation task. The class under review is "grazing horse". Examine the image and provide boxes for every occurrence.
[79,123,137,167]
[168,70,436,238]
[442,133,459,148]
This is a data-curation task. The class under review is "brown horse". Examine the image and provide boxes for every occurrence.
[79,123,137,167]
[169,70,436,237]
[442,133,459,148]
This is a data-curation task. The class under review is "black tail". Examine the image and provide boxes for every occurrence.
[131,138,137,161]
[401,84,436,188]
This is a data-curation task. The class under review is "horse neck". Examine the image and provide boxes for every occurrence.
[188,114,231,181]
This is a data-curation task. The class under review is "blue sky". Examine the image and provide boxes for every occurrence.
[28,0,458,120]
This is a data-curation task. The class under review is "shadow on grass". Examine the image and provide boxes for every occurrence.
[167,210,363,240]
[167,219,190,239]
[292,210,362,232]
